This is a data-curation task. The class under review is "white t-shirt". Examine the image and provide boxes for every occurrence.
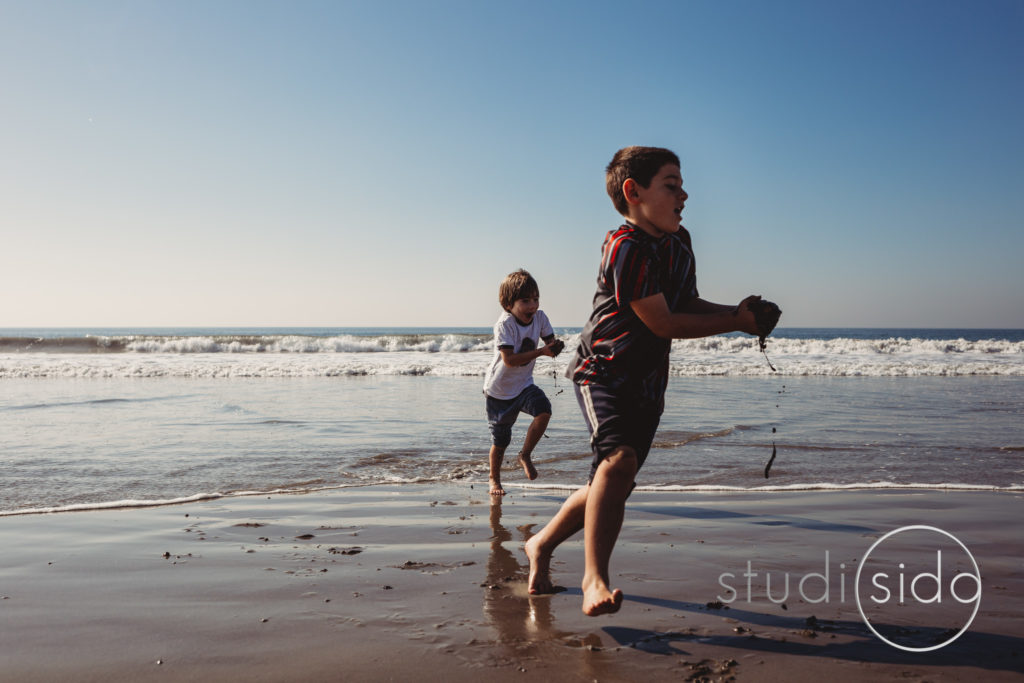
[482,310,553,400]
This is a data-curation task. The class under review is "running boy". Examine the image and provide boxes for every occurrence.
[483,269,565,496]
[525,146,780,616]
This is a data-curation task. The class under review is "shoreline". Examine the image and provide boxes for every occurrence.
[5,480,1024,519]
[1,484,1021,681]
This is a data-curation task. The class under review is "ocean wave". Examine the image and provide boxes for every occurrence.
[3,354,1022,378]
[666,360,1024,377]
[0,355,491,378]
[0,333,493,354]
[674,335,1024,356]
[2,332,1022,378]
[4,332,1022,355]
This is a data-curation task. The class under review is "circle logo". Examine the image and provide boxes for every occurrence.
[854,525,981,652]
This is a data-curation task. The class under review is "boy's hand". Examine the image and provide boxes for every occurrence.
[545,339,565,357]
[734,296,764,336]
[751,298,782,339]
[736,295,782,340]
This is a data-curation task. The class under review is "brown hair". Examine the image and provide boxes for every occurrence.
[605,146,681,216]
[498,269,539,311]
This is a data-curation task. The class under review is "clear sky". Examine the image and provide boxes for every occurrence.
[2,0,1022,328]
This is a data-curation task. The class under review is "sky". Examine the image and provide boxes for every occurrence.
[2,0,1022,328]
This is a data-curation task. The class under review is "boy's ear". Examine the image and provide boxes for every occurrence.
[622,178,641,206]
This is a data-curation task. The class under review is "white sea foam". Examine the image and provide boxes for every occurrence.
[3,332,1022,378]
[0,492,230,517]
[113,334,1023,357]
[4,477,1021,517]
[119,333,492,354]
[517,481,1024,493]
[0,483,382,517]
[0,353,492,378]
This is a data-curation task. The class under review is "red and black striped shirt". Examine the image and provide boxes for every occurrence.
[568,222,698,399]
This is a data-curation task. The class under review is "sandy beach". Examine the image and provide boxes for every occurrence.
[1,484,1022,682]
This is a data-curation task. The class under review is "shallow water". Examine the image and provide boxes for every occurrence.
[2,371,1022,515]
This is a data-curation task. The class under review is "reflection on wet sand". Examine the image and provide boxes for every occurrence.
[483,496,565,643]
[473,496,607,681]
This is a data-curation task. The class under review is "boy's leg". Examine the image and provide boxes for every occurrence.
[517,386,552,481]
[524,446,636,601]
[525,484,587,594]
[486,394,517,496]
[580,446,637,616]
[488,445,507,495]
[517,412,549,480]
[570,382,659,615]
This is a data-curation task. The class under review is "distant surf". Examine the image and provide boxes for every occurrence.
[2,328,1021,377]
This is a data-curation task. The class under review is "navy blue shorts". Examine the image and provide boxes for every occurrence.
[575,382,663,482]
[485,384,552,449]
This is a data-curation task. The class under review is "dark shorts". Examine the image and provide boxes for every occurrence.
[575,382,663,482]
[485,384,552,449]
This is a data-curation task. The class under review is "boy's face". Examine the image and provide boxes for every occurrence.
[626,163,688,238]
[509,293,540,325]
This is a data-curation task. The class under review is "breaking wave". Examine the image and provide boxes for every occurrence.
[1,330,1021,378]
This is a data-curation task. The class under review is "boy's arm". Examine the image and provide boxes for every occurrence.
[680,297,737,315]
[499,345,555,367]
[631,293,762,339]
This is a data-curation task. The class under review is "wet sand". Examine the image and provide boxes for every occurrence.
[1,485,1022,681]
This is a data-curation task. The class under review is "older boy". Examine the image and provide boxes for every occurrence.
[483,269,565,496]
[525,146,777,616]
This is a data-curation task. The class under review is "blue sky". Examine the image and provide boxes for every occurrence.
[2,0,1021,328]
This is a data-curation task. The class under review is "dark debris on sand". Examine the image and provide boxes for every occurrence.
[679,657,738,682]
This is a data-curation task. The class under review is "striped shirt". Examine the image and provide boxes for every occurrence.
[568,222,698,399]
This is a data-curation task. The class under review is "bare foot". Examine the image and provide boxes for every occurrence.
[525,536,554,594]
[489,479,506,496]
[582,578,623,616]
[518,452,538,480]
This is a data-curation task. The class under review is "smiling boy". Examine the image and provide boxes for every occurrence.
[524,146,776,616]
[482,269,564,496]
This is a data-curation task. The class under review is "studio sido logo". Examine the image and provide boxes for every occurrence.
[855,525,981,652]
[716,525,982,652]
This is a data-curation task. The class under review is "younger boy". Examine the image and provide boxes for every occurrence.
[483,269,565,496]
[524,146,779,616]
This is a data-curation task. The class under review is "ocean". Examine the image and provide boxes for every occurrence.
[1,327,1022,515]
